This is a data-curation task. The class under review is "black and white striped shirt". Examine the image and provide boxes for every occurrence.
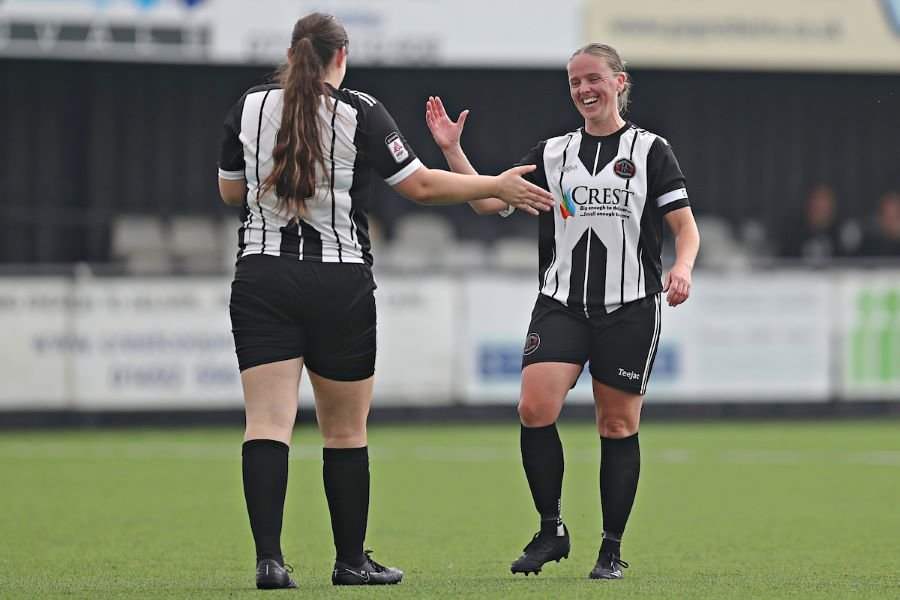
[509,122,689,315]
[218,84,422,265]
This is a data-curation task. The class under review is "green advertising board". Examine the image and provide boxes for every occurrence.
[844,276,900,398]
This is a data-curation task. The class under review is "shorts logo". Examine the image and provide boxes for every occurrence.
[523,333,541,355]
[618,367,641,381]
[385,132,409,163]
[613,158,636,179]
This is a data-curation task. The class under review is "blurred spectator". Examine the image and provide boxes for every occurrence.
[780,184,859,262]
[857,191,900,258]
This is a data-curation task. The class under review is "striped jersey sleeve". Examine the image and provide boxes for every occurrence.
[515,142,550,189]
[499,141,549,217]
[352,93,422,186]
[647,137,688,213]
[218,92,248,180]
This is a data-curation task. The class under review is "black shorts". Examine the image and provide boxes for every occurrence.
[229,254,377,381]
[521,293,662,394]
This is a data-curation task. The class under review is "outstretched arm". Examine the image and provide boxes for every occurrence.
[425,96,516,215]
[392,164,552,213]
[662,207,700,307]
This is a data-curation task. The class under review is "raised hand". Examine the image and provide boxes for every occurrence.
[425,96,468,151]
[495,165,555,216]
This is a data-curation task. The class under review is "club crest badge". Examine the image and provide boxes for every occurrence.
[523,333,541,355]
[613,158,636,179]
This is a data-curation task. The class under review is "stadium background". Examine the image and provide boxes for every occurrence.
[0,2,898,598]
[0,0,898,417]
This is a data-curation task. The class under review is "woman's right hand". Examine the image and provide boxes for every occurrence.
[495,165,555,216]
[425,96,467,151]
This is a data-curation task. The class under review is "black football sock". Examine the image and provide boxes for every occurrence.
[520,423,564,533]
[242,439,289,564]
[323,446,370,567]
[599,433,640,554]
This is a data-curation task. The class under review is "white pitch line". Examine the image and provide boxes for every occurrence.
[725,450,804,464]
[0,443,897,466]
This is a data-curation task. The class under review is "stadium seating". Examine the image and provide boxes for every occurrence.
[169,216,221,274]
[491,237,535,271]
[693,214,751,270]
[109,215,172,275]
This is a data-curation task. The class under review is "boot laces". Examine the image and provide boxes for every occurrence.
[363,549,387,573]
[600,552,629,570]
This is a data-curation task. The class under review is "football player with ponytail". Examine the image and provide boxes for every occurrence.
[425,43,700,580]
[218,11,553,589]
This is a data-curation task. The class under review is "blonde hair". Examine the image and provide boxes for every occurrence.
[570,43,631,115]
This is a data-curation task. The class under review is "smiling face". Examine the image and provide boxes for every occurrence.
[567,52,626,135]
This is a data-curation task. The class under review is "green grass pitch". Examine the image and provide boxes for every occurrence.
[1,420,898,599]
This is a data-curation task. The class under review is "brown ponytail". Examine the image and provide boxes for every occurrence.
[260,13,348,217]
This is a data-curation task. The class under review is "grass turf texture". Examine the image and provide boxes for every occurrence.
[0,421,897,599]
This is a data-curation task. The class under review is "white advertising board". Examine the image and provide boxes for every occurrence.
[209,0,582,67]
[372,276,458,404]
[651,273,832,401]
[69,279,242,409]
[837,272,900,400]
[0,279,72,408]
[0,0,211,62]
[1,0,581,66]
[460,273,832,403]
[0,271,860,410]
[0,276,458,410]
[6,0,900,73]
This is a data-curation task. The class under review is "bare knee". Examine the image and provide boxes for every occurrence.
[322,433,366,448]
[317,405,367,448]
[518,398,559,427]
[321,423,367,449]
[592,382,643,438]
[244,421,294,445]
[597,416,638,438]
[244,406,296,443]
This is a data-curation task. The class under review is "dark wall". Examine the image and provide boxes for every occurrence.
[1,58,898,262]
